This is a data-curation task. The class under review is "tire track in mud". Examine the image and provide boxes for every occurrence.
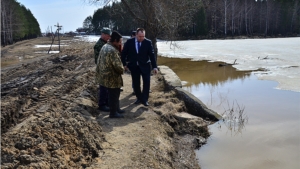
[1,43,106,168]
[1,64,60,131]
[1,52,94,132]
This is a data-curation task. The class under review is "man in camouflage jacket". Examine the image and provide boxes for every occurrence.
[94,27,111,64]
[96,31,124,118]
[93,27,111,112]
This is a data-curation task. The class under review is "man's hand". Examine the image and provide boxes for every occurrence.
[124,66,129,72]
[153,68,158,75]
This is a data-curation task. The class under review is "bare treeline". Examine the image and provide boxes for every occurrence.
[1,0,41,46]
[86,0,299,39]
[202,0,300,38]
[85,0,201,56]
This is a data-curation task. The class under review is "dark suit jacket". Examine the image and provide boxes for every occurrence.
[121,38,157,73]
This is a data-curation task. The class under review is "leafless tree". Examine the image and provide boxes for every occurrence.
[85,0,202,56]
[1,0,14,45]
[85,0,299,40]
[1,0,21,45]
[1,0,8,45]
[222,0,230,36]
[243,0,255,36]
[290,0,299,33]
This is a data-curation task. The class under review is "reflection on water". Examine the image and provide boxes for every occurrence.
[158,56,300,169]
[159,56,250,136]
[158,56,251,87]
[219,100,248,136]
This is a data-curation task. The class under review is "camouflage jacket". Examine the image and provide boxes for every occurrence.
[95,43,124,88]
[93,38,106,64]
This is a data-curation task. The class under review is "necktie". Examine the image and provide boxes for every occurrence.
[138,42,141,53]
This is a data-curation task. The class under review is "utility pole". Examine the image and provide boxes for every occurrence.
[54,23,63,51]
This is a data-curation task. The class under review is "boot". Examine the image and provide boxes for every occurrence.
[109,112,124,118]
[118,109,125,114]
[98,105,110,112]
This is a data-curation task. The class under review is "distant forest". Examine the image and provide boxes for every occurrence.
[84,0,299,39]
[1,0,41,46]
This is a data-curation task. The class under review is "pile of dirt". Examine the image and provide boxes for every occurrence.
[1,37,215,168]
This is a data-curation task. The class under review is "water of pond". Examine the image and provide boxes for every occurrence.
[158,56,300,169]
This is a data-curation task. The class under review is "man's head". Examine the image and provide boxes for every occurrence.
[100,27,111,42]
[110,31,122,48]
[131,31,136,38]
[136,28,145,42]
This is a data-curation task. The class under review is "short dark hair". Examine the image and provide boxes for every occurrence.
[136,28,145,34]
[131,31,136,36]
[110,31,122,42]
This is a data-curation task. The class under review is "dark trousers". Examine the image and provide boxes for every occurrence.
[98,85,108,107]
[130,66,151,103]
[107,88,120,115]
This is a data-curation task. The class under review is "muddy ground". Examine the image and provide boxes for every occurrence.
[1,37,215,168]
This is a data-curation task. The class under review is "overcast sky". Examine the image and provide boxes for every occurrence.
[17,0,102,32]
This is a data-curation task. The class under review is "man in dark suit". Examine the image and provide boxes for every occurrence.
[121,28,158,106]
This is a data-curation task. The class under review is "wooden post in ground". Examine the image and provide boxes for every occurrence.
[54,23,63,51]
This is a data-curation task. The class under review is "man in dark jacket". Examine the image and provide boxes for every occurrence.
[125,31,136,94]
[121,28,158,106]
[94,27,111,112]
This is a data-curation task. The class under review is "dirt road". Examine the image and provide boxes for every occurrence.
[1,37,213,168]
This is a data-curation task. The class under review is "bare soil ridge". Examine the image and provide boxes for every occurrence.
[1,37,215,168]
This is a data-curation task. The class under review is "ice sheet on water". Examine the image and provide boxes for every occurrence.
[76,35,131,43]
[34,51,60,54]
[76,35,99,42]
[157,38,300,92]
[34,45,68,48]
[181,81,188,86]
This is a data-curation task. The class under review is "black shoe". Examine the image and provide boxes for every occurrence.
[134,99,141,104]
[143,102,149,106]
[118,109,125,114]
[120,88,123,92]
[109,112,124,118]
[98,105,110,112]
